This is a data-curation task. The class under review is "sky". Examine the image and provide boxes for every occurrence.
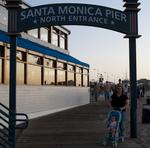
[25,0,150,82]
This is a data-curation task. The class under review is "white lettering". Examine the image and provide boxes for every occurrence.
[40,16,66,23]
[42,7,48,15]
[58,6,95,15]
[58,6,67,14]
[68,15,107,25]
[106,9,112,18]
[26,10,34,19]
[34,8,42,17]
[47,7,55,15]
[20,11,26,20]
[115,11,121,20]
[105,9,127,22]
[76,6,84,15]
[82,16,87,22]
[87,7,94,15]
[95,8,103,16]
[69,6,76,14]
[40,17,46,23]
[121,13,127,22]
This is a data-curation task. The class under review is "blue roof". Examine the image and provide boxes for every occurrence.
[0,30,89,68]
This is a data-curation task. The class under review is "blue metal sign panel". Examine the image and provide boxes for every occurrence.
[17,3,130,34]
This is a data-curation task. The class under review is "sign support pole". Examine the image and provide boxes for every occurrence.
[123,0,141,138]
[9,35,17,148]
[129,37,137,138]
[6,1,21,147]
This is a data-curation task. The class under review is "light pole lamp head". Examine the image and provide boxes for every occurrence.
[6,0,22,35]
[5,0,22,9]
[123,0,140,11]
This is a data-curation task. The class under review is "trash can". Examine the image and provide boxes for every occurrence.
[142,104,150,123]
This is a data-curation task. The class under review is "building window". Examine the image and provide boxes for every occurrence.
[28,54,42,65]
[83,75,88,87]
[16,51,26,61]
[40,27,48,42]
[0,5,8,25]
[67,65,74,72]
[5,60,9,84]
[5,60,25,84]
[28,29,38,38]
[44,68,55,85]
[17,62,24,84]
[57,62,65,70]
[57,70,66,85]
[0,46,4,57]
[57,61,66,85]
[76,67,82,86]
[0,45,4,83]
[83,69,88,75]
[27,65,41,85]
[76,74,81,87]
[83,69,88,87]
[6,48,10,59]
[44,58,54,68]
[76,67,82,73]
[52,27,59,46]
[60,32,66,49]
[68,72,74,86]
[67,65,75,86]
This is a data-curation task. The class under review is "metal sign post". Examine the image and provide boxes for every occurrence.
[5,1,140,147]
[123,0,141,138]
[6,0,21,147]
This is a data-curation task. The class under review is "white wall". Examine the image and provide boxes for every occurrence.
[0,85,90,119]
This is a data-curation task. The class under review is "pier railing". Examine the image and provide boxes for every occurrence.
[0,102,29,148]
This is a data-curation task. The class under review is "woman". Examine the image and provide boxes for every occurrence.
[110,85,129,140]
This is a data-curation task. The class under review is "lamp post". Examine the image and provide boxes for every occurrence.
[6,0,21,147]
[123,0,141,138]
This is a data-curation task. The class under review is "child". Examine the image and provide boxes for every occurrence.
[108,116,117,137]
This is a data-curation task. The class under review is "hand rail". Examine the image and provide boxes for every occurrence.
[0,102,29,148]
[16,113,29,129]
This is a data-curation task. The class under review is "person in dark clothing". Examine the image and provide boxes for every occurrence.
[110,85,129,140]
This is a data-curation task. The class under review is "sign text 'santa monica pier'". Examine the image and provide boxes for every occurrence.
[17,3,130,34]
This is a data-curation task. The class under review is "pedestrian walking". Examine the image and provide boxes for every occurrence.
[109,85,129,140]
[104,81,112,105]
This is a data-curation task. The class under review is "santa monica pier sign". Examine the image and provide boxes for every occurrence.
[17,3,130,34]
[6,2,140,145]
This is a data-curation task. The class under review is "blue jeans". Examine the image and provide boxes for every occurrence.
[120,111,126,136]
[105,92,110,100]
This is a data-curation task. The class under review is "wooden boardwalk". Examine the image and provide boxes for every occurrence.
[16,102,108,148]
[16,99,150,148]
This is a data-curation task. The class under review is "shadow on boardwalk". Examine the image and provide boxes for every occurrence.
[16,99,150,148]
